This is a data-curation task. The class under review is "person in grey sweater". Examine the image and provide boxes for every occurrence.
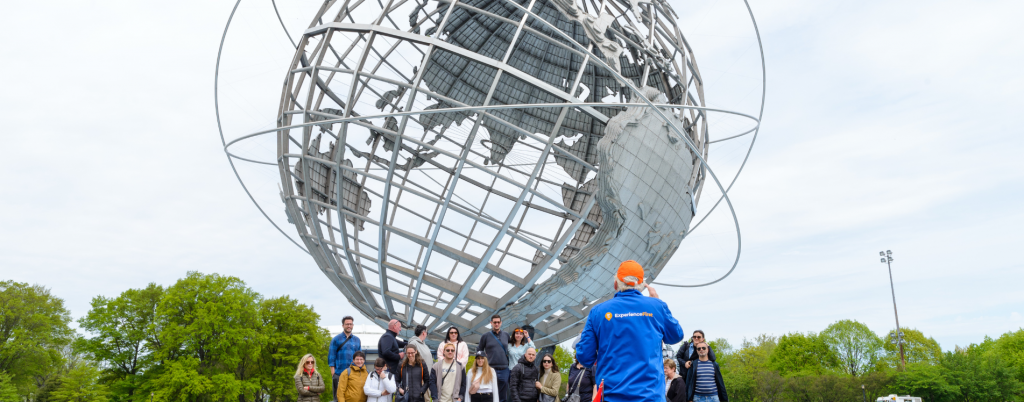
[408,324,435,364]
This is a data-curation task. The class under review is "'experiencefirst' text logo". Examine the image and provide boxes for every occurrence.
[612,312,654,319]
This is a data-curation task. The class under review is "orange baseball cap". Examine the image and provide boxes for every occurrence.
[617,260,644,286]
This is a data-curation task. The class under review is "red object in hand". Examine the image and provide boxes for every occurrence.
[593,380,603,402]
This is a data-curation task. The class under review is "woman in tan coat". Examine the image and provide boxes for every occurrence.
[538,353,561,402]
[295,354,326,402]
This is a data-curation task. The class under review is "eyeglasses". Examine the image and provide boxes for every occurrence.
[305,361,315,365]
[445,349,455,353]
[693,335,703,339]
[696,347,708,350]
[449,331,458,334]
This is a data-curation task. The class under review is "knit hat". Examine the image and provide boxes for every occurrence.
[617,260,644,286]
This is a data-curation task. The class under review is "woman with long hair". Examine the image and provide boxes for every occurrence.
[399,345,429,402]
[506,328,535,368]
[294,354,326,402]
[465,350,499,402]
[436,326,470,366]
[537,353,561,402]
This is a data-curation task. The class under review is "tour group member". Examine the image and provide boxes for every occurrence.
[477,314,511,402]
[538,353,561,402]
[508,347,540,402]
[507,328,535,369]
[685,342,728,402]
[466,350,499,402]
[566,357,596,402]
[364,358,397,402]
[675,330,715,375]
[439,325,470,367]
[379,319,408,382]
[409,324,435,364]
[664,359,686,402]
[336,351,369,402]
[295,354,326,402]
[330,316,362,400]
[575,260,685,402]
[430,342,468,402]
[399,345,430,402]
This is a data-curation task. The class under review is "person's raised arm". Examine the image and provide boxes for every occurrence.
[660,301,685,345]
[575,314,598,367]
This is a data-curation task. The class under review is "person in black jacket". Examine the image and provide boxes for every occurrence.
[399,345,430,402]
[675,330,716,375]
[685,342,727,402]
[508,348,540,402]
[664,359,686,402]
[566,357,596,402]
[478,315,512,402]
[378,319,408,383]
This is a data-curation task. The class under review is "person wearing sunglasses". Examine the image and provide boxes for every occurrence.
[429,342,467,402]
[507,328,535,372]
[477,315,511,402]
[537,354,561,402]
[684,342,728,402]
[575,260,684,402]
[436,326,470,367]
[295,354,326,402]
[675,330,716,374]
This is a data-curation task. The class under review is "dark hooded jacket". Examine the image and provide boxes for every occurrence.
[399,360,429,402]
[509,355,541,402]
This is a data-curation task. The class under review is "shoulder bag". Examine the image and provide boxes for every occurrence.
[563,368,586,402]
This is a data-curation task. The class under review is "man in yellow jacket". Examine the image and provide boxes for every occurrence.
[337,351,370,402]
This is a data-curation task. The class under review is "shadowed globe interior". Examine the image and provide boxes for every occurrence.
[275,0,711,347]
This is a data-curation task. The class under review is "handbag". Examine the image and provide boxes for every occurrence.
[538,372,557,402]
[563,368,587,402]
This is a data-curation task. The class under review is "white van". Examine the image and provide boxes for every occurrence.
[877,394,922,402]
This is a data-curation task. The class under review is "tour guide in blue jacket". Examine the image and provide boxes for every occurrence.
[576,260,684,402]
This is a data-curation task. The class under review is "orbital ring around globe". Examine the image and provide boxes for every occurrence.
[216,0,765,346]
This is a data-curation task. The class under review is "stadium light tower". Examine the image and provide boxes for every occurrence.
[880,250,906,370]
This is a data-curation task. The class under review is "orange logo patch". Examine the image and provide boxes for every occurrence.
[605,312,612,321]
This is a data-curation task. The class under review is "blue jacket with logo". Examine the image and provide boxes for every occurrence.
[575,289,684,402]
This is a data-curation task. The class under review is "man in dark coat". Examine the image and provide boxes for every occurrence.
[675,330,715,375]
[508,348,540,402]
[378,319,408,383]
[685,342,728,402]
[478,314,512,402]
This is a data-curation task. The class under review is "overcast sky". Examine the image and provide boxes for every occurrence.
[1,0,1021,352]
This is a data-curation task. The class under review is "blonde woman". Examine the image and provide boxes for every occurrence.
[294,354,326,402]
[465,350,499,402]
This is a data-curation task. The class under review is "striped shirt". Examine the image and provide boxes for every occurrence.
[694,360,718,395]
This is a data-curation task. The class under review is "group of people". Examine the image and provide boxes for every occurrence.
[295,260,726,402]
[663,330,728,402]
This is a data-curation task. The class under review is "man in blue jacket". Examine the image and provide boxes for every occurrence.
[576,260,685,402]
[329,316,362,401]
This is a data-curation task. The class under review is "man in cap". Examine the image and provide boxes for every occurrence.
[575,260,684,402]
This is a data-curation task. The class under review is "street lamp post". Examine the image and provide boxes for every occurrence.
[880,250,907,370]
[861,384,867,402]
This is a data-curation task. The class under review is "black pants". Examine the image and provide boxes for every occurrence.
[471,393,494,402]
[332,372,340,401]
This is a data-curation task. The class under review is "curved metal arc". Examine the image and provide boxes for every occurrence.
[652,0,766,288]
[215,0,309,255]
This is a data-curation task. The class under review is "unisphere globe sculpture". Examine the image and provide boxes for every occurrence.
[218,0,761,347]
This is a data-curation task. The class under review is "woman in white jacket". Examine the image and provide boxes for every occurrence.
[364,358,397,402]
[465,351,499,402]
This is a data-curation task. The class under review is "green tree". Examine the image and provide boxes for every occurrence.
[889,362,957,402]
[985,328,1024,384]
[941,346,1023,402]
[49,363,109,402]
[0,281,75,390]
[820,320,883,376]
[0,371,18,402]
[76,284,163,400]
[883,328,942,367]
[149,272,264,402]
[769,332,840,377]
[255,296,330,402]
[718,334,777,402]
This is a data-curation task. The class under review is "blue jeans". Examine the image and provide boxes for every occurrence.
[494,368,510,402]
[695,394,720,402]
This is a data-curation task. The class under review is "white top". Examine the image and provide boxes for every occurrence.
[363,370,397,402]
[465,367,499,402]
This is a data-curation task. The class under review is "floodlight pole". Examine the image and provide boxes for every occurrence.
[880,250,906,370]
